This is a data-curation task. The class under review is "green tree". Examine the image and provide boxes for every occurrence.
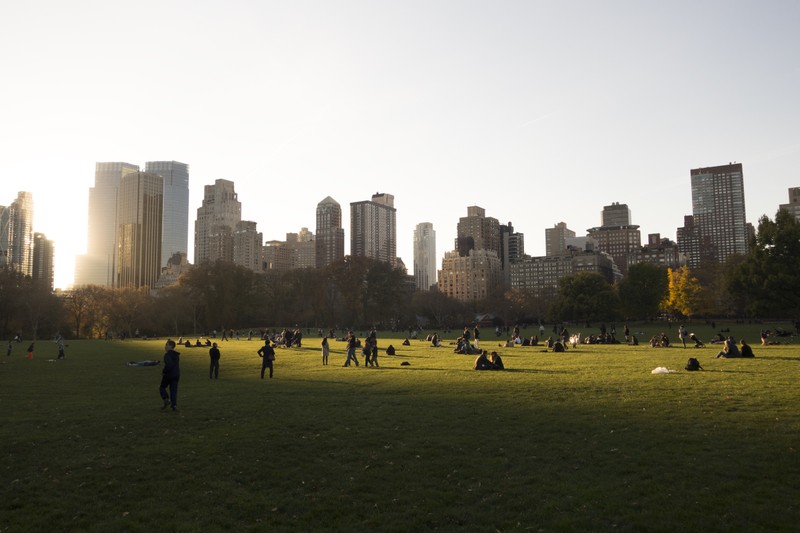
[618,263,668,319]
[549,272,620,323]
[725,209,800,317]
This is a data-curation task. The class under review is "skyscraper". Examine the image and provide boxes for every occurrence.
[32,232,55,290]
[75,162,139,286]
[194,179,242,265]
[115,172,164,288]
[350,193,396,266]
[690,163,748,264]
[0,191,34,276]
[413,222,436,291]
[316,197,345,268]
[455,206,500,258]
[145,161,189,268]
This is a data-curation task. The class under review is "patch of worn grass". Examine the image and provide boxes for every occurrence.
[1,323,798,531]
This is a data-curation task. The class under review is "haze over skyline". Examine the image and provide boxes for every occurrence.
[2,1,799,290]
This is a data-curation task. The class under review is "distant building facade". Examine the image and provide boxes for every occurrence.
[689,162,748,264]
[233,220,263,272]
[316,196,345,268]
[194,179,241,265]
[545,222,576,256]
[32,232,54,290]
[413,222,436,291]
[0,191,34,276]
[510,249,617,299]
[438,249,503,302]
[145,161,189,268]
[115,172,164,288]
[779,186,800,223]
[286,228,316,269]
[587,203,640,276]
[350,192,397,266]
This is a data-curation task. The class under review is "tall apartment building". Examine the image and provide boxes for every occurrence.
[115,172,164,288]
[545,222,576,256]
[587,202,640,276]
[315,196,345,268]
[636,233,684,271]
[233,220,263,272]
[438,249,503,302]
[0,191,34,276]
[263,240,294,272]
[510,249,616,299]
[455,206,500,258]
[413,222,436,291]
[145,161,189,268]
[286,228,316,269]
[689,163,748,264]
[350,193,397,266]
[32,232,55,289]
[194,179,242,265]
[779,187,800,223]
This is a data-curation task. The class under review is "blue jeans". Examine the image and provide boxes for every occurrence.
[345,346,359,366]
[159,377,179,409]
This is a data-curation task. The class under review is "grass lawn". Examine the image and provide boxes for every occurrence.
[2,321,798,531]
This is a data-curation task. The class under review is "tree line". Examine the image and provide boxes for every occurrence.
[1,210,797,340]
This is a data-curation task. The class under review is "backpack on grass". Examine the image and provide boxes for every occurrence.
[685,357,703,371]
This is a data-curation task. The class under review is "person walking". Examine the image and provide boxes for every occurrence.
[321,337,329,365]
[209,342,221,379]
[344,331,359,367]
[258,340,276,379]
[159,339,181,411]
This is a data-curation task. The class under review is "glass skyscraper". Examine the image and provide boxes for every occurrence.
[145,161,189,268]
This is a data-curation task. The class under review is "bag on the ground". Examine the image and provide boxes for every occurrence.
[685,357,702,371]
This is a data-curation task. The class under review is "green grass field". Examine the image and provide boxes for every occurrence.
[2,322,798,531]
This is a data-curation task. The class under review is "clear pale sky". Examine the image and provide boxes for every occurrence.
[2,1,799,290]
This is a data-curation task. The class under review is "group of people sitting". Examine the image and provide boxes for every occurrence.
[716,337,755,358]
[178,337,212,348]
[473,350,504,370]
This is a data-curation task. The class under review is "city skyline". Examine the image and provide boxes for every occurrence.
[2,2,799,289]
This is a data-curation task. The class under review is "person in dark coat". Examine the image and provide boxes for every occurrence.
[258,340,276,378]
[159,340,181,411]
[209,342,221,379]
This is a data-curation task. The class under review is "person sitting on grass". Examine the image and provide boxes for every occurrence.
[489,351,505,370]
[473,350,492,370]
[716,337,741,358]
[689,333,704,348]
[552,340,565,353]
[740,339,755,358]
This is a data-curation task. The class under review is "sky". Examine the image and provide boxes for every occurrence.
[2,1,799,290]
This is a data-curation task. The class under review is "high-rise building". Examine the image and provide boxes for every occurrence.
[676,215,714,270]
[455,206,500,258]
[145,161,189,268]
[587,202,640,276]
[263,240,294,272]
[545,222,576,256]
[316,197,345,268]
[689,163,748,264]
[510,249,617,299]
[413,222,436,291]
[194,179,241,265]
[75,162,140,286]
[32,232,55,290]
[636,233,684,271]
[500,221,524,286]
[779,187,800,223]
[350,193,397,266]
[0,192,34,276]
[286,228,316,269]
[233,220,263,272]
[115,172,164,288]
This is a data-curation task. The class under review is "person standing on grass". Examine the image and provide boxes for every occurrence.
[159,339,181,411]
[26,342,34,359]
[6,340,12,357]
[258,339,276,379]
[209,342,221,379]
[321,337,330,365]
[679,324,688,349]
[473,324,481,349]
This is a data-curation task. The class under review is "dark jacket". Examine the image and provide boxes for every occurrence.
[209,347,221,361]
[162,350,181,379]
